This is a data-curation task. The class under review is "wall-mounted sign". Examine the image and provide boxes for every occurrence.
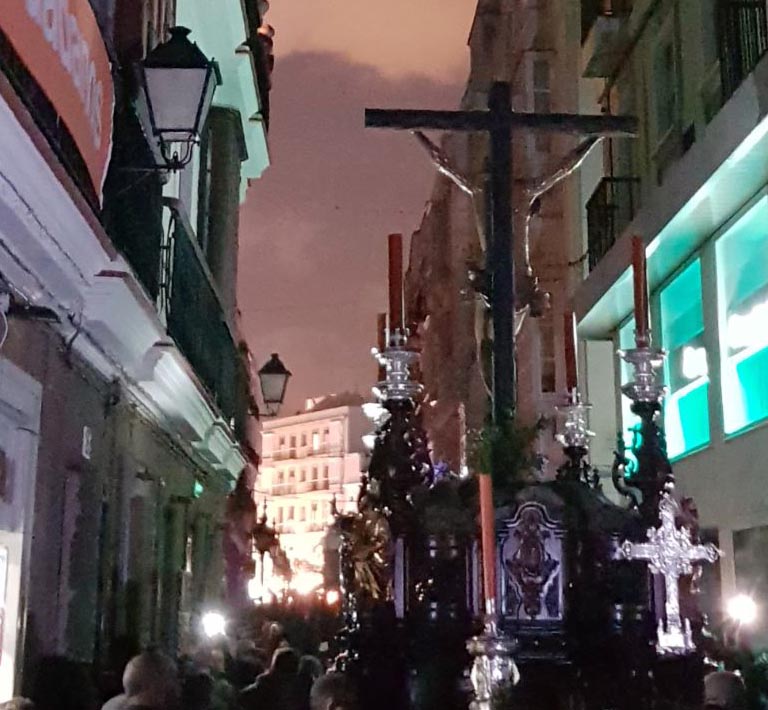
[0,1,114,198]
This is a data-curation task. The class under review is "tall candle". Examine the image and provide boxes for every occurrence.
[388,233,404,334]
[478,473,497,617]
[631,235,649,346]
[563,310,577,393]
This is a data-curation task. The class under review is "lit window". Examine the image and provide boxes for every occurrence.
[653,32,678,139]
[660,259,710,458]
[289,435,297,451]
[312,431,320,450]
[717,198,768,434]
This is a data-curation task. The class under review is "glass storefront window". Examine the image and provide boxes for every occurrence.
[717,198,768,434]
[659,259,710,458]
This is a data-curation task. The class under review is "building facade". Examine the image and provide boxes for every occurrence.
[256,398,369,590]
[575,0,768,638]
[0,0,273,698]
[405,0,584,473]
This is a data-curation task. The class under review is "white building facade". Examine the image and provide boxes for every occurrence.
[257,403,370,577]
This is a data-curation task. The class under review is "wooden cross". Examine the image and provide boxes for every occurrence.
[365,81,636,427]
[618,492,720,654]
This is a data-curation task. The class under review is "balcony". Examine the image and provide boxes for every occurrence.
[581,0,633,78]
[271,444,343,461]
[164,202,249,438]
[719,0,768,101]
[586,176,640,271]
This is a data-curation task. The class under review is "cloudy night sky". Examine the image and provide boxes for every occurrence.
[238,1,475,414]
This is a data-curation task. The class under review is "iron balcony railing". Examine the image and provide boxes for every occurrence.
[719,0,768,100]
[165,203,249,438]
[586,176,641,271]
[581,0,634,43]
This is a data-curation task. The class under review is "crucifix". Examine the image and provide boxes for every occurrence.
[618,492,720,655]
[365,81,636,429]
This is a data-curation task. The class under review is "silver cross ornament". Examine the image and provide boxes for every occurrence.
[618,492,720,655]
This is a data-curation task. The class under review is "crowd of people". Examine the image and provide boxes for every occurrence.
[0,620,357,710]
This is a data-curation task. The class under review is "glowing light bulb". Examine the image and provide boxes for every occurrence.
[201,611,227,638]
[727,594,758,625]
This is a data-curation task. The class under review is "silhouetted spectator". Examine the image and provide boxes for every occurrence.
[239,647,303,710]
[182,672,213,710]
[227,640,265,690]
[101,649,180,710]
[310,673,358,710]
[0,699,34,710]
[29,656,98,710]
[297,656,324,710]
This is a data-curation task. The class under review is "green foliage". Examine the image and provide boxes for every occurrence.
[467,415,546,502]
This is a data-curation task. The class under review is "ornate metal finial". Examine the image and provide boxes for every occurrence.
[619,341,667,404]
[555,389,599,487]
[555,388,594,450]
[466,618,519,710]
[371,328,423,402]
[617,490,720,655]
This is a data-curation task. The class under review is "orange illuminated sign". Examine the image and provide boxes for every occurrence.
[0,0,114,198]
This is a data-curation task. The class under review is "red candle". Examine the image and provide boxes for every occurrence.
[631,235,649,346]
[388,233,404,334]
[563,310,577,393]
[478,473,497,617]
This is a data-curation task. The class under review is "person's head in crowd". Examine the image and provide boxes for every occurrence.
[28,656,98,710]
[123,649,180,709]
[270,647,299,676]
[704,671,747,710]
[310,673,358,710]
[0,699,34,710]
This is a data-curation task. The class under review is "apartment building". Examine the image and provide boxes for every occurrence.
[256,397,369,581]
[405,0,584,471]
[0,0,273,695]
[576,0,768,637]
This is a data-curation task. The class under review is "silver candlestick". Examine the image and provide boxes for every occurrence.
[466,614,519,710]
[619,336,667,404]
[371,327,423,402]
[555,388,594,449]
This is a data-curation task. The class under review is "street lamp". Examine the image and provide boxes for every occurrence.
[138,26,220,170]
[258,353,291,417]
